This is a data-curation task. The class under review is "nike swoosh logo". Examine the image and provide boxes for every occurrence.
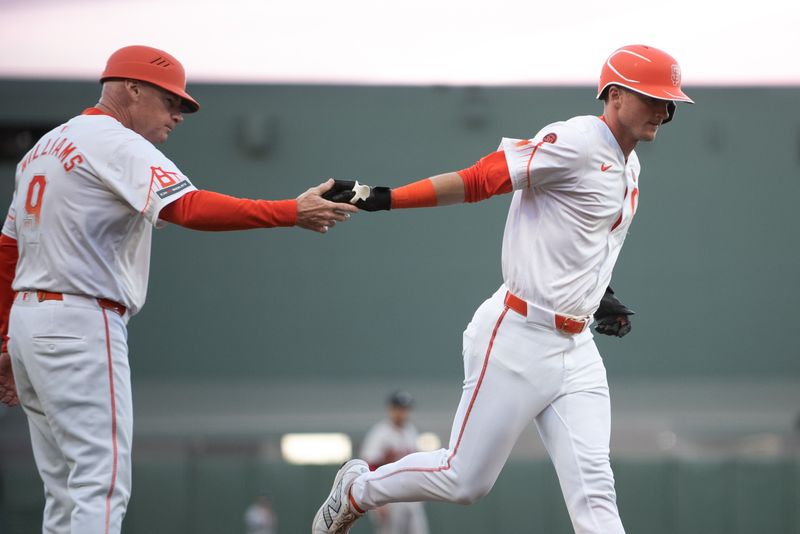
[601,163,612,172]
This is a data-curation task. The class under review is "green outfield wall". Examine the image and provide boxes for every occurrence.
[1,81,798,534]
[1,81,797,382]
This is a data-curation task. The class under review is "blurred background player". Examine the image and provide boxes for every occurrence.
[244,495,277,534]
[360,391,429,534]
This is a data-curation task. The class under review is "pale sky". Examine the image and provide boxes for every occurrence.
[1,0,798,86]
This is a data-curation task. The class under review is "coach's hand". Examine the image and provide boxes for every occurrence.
[593,287,634,338]
[296,179,359,233]
[322,179,392,212]
[0,351,19,407]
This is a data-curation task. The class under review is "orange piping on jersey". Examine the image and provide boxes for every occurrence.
[140,172,158,217]
[611,186,628,232]
[525,141,548,189]
[101,308,119,534]
[610,214,623,232]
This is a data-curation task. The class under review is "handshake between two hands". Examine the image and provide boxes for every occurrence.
[322,180,391,212]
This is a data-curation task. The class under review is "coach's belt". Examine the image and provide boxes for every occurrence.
[25,290,127,317]
[503,291,589,335]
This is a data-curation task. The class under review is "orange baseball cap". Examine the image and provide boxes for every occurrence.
[100,45,200,113]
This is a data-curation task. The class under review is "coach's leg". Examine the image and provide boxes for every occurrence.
[63,308,133,534]
[22,304,133,534]
[11,352,73,533]
[10,306,73,533]
[535,341,625,534]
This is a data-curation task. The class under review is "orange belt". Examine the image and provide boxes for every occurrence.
[504,291,589,335]
[32,290,127,317]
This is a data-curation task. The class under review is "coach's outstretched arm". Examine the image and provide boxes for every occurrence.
[323,151,512,210]
[160,179,358,234]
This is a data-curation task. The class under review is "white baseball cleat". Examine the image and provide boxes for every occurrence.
[312,459,369,534]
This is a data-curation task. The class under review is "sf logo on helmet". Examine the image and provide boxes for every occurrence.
[671,64,681,87]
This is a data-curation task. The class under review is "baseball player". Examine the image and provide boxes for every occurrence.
[312,44,692,534]
[360,391,429,534]
[244,495,278,534]
[0,45,357,534]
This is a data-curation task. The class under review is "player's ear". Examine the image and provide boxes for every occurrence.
[607,85,625,110]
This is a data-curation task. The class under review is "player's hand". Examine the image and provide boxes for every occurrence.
[321,179,392,212]
[295,179,359,233]
[0,351,19,407]
[593,286,634,338]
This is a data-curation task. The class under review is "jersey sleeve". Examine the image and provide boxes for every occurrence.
[500,121,587,192]
[104,137,197,227]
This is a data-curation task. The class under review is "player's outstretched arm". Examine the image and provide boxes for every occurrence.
[159,179,358,234]
[323,173,465,211]
[593,286,635,338]
[324,150,512,211]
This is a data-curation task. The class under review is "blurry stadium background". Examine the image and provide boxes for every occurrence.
[0,80,797,533]
[1,1,799,529]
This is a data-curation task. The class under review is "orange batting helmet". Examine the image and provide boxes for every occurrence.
[101,45,200,113]
[597,44,692,123]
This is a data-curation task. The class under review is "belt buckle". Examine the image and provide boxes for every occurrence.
[556,314,589,334]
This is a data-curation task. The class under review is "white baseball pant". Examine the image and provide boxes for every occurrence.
[8,292,132,534]
[350,286,625,534]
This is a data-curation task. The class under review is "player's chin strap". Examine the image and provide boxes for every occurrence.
[662,101,676,124]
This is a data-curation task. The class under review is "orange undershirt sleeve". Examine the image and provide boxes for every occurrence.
[159,190,297,230]
[0,234,19,352]
[391,179,438,209]
[389,151,512,209]
[457,150,513,203]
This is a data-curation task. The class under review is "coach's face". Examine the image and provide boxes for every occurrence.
[128,81,184,144]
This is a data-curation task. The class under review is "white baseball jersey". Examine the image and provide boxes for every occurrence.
[2,111,196,315]
[500,115,640,316]
[348,115,634,534]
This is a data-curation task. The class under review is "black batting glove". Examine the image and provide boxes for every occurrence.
[322,180,392,212]
[593,286,634,338]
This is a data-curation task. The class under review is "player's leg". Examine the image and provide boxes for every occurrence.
[9,338,73,534]
[13,300,133,534]
[60,307,133,534]
[534,340,625,534]
[352,294,565,508]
